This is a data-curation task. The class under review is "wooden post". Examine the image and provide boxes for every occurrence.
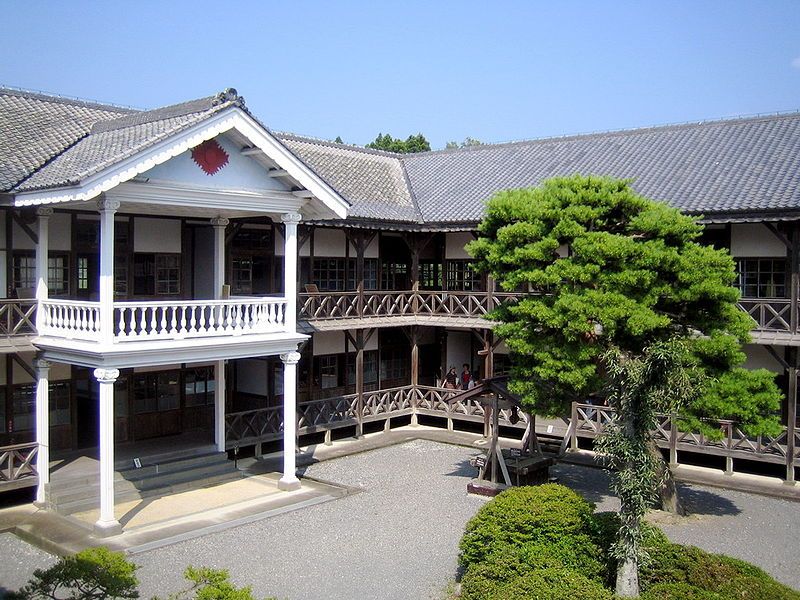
[669,412,678,468]
[791,225,799,334]
[786,347,798,485]
[570,401,579,452]
[409,326,419,425]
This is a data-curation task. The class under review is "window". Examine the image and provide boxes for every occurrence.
[420,261,442,289]
[11,382,70,431]
[77,257,89,291]
[313,258,347,291]
[381,262,408,290]
[232,227,272,251]
[346,258,378,290]
[12,254,69,295]
[133,254,181,296]
[185,367,216,407]
[380,348,409,381]
[446,260,482,291]
[736,258,786,298]
[346,350,378,385]
[133,372,180,414]
[318,355,339,389]
[231,255,269,295]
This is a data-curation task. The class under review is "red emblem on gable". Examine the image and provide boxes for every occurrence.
[191,139,229,175]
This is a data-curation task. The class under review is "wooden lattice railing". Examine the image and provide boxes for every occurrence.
[224,388,799,483]
[0,299,37,338]
[0,442,39,484]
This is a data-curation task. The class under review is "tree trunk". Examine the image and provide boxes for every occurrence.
[616,554,640,598]
[647,437,686,515]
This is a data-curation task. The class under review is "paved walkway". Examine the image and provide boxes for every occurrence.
[1,439,798,598]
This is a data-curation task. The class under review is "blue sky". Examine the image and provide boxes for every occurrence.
[2,1,800,149]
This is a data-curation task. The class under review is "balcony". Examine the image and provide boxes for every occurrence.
[34,296,304,368]
[298,290,520,330]
[0,299,37,352]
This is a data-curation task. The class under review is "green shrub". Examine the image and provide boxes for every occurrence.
[459,484,596,568]
[640,543,800,600]
[462,566,613,600]
[640,582,724,600]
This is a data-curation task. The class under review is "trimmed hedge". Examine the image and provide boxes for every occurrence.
[640,582,724,600]
[639,543,800,600]
[462,566,613,600]
[459,484,597,568]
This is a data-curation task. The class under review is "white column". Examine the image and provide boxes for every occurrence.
[34,358,50,506]
[211,217,229,453]
[210,217,229,299]
[93,367,121,536]
[215,361,226,452]
[97,198,119,346]
[281,213,301,333]
[278,351,301,491]
[34,207,53,331]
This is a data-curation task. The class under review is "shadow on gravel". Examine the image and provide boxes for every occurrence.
[676,484,741,516]
[551,463,617,507]
[445,458,479,479]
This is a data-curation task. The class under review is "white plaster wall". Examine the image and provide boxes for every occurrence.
[143,134,290,192]
[236,359,268,395]
[445,232,475,259]
[0,211,5,247]
[495,340,510,355]
[312,330,378,355]
[12,212,71,251]
[193,226,214,299]
[730,224,786,258]
[12,354,71,384]
[134,218,181,253]
[445,330,473,371]
[312,228,346,257]
[742,344,784,374]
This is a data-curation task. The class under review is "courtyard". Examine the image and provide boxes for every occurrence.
[0,439,798,599]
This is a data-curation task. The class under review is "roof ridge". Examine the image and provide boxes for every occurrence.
[274,131,404,158]
[0,84,139,113]
[90,89,242,134]
[403,109,800,158]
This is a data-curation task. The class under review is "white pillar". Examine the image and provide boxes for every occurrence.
[97,198,119,346]
[278,351,301,491]
[93,367,121,536]
[34,358,50,506]
[215,360,226,452]
[281,213,301,333]
[34,207,53,331]
[211,218,229,453]
[210,217,229,299]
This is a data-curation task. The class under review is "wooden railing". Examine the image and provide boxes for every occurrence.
[737,298,792,332]
[37,297,288,343]
[0,442,38,484]
[0,299,37,338]
[225,387,799,483]
[298,290,520,322]
[565,402,800,481]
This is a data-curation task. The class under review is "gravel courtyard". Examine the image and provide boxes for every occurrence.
[1,439,798,598]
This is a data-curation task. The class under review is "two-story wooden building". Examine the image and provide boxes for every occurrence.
[0,87,798,533]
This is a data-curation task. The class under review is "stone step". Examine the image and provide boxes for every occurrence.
[53,470,244,516]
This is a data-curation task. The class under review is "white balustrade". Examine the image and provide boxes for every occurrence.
[38,299,103,342]
[114,297,287,342]
[36,297,287,343]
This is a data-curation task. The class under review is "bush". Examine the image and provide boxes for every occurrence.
[640,543,800,600]
[640,582,724,600]
[462,566,613,600]
[459,484,596,568]
[10,547,139,600]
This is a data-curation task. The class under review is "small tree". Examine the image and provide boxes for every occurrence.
[156,567,275,600]
[11,547,139,600]
[468,175,783,597]
[366,132,431,153]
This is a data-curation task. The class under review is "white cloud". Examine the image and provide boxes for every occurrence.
[792,56,800,70]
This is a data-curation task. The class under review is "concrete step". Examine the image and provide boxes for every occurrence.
[48,450,241,515]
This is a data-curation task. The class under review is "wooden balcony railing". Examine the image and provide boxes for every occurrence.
[298,290,520,322]
[737,298,793,332]
[0,299,37,338]
[0,442,38,485]
[37,297,288,343]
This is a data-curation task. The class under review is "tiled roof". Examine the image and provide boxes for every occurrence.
[402,113,800,222]
[9,90,242,193]
[0,88,132,192]
[275,134,421,222]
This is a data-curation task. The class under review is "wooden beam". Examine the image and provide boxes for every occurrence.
[10,353,36,380]
[763,222,792,250]
[764,345,790,371]
[268,169,289,178]
[240,147,263,156]
[11,211,37,245]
